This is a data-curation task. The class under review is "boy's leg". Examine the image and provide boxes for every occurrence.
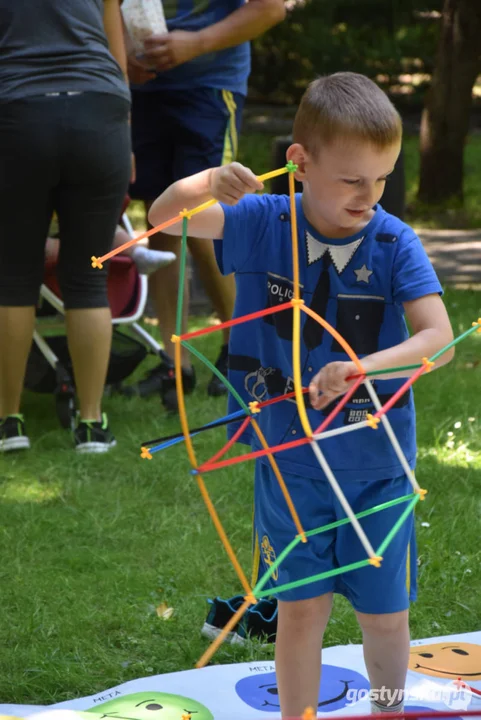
[276,594,333,718]
[335,475,417,712]
[254,461,338,717]
[355,608,410,712]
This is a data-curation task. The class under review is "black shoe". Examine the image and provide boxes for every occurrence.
[121,354,196,408]
[161,364,196,413]
[207,344,229,397]
[0,414,30,452]
[201,595,278,646]
[74,413,116,453]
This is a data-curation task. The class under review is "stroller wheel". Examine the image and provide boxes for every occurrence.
[55,391,76,430]
[54,363,76,429]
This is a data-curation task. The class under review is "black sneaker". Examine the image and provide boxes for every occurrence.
[74,413,116,453]
[207,344,229,397]
[160,363,196,413]
[120,354,196,410]
[0,414,30,452]
[201,594,246,643]
[201,594,278,646]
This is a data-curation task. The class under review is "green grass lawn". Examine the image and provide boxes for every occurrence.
[1,288,480,704]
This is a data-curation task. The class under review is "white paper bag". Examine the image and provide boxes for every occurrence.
[122,0,168,57]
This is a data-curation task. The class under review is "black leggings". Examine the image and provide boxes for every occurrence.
[0,92,131,309]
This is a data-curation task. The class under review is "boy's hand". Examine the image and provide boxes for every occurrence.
[309,361,358,410]
[210,163,264,205]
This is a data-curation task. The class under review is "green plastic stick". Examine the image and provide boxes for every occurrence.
[302,493,417,538]
[430,322,480,362]
[176,216,189,337]
[252,493,416,597]
[252,535,302,597]
[355,322,480,378]
[181,340,251,414]
[376,494,420,556]
[256,559,371,597]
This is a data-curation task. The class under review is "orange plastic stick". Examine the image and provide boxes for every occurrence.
[250,419,307,542]
[173,339,251,596]
[93,214,182,267]
[300,304,365,375]
[196,597,254,668]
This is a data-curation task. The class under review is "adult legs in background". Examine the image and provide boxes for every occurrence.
[55,92,131,449]
[126,87,243,408]
[0,93,131,452]
[0,97,58,450]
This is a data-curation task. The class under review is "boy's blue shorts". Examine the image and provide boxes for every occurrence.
[130,87,245,201]
[253,460,417,612]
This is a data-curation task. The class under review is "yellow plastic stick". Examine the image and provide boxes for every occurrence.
[288,170,314,440]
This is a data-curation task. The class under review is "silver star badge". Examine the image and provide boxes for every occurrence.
[354,264,373,284]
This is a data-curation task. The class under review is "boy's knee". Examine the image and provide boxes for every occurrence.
[356,609,408,635]
[279,593,333,627]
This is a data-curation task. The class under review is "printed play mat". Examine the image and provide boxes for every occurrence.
[1,630,481,720]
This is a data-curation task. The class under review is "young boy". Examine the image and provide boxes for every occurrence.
[149,72,454,718]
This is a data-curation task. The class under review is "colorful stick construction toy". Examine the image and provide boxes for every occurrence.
[94,164,481,670]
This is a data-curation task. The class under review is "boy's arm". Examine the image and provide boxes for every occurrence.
[148,163,263,240]
[310,293,454,410]
[362,293,454,377]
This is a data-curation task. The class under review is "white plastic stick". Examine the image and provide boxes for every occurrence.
[363,379,421,493]
[310,441,378,559]
[313,420,369,441]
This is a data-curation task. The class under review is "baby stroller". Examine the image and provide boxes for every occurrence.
[24,212,167,429]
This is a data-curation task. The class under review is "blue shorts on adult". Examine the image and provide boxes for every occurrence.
[253,460,417,612]
[130,87,245,201]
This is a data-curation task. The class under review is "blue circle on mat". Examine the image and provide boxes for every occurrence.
[235,664,369,712]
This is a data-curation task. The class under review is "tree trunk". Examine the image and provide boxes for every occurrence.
[418,0,481,204]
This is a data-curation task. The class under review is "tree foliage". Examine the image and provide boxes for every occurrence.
[250,0,443,104]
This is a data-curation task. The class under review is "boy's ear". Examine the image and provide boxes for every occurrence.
[286,143,308,181]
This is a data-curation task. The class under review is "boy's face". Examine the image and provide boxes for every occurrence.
[288,137,401,238]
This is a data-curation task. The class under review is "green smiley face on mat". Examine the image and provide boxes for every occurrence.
[84,692,213,720]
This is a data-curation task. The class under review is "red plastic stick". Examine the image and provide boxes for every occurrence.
[200,435,311,473]
[259,386,309,408]
[180,301,293,341]
[374,364,427,419]
[198,415,252,470]
[313,375,365,435]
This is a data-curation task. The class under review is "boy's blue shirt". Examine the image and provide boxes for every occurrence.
[214,193,442,482]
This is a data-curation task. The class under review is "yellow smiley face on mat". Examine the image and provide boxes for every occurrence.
[408,642,481,679]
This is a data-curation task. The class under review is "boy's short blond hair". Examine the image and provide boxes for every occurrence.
[293,72,402,156]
